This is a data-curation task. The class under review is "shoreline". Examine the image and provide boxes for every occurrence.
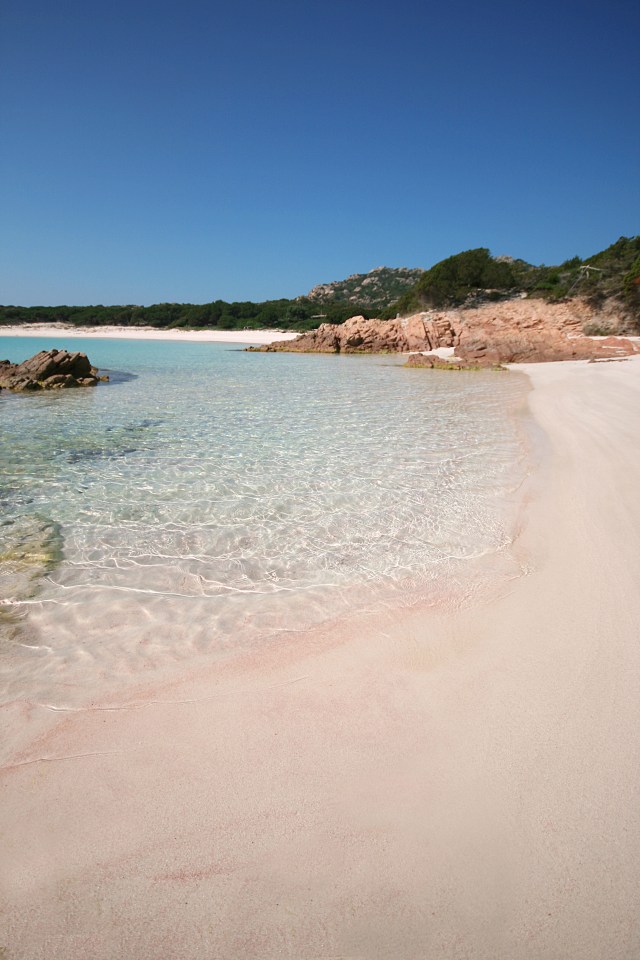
[0,323,299,344]
[2,358,640,958]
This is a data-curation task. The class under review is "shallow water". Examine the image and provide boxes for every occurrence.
[0,336,530,706]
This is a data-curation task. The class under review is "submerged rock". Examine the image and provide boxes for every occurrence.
[0,515,63,641]
[0,349,108,392]
[404,354,503,371]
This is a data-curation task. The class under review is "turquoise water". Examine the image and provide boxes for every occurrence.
[1,336,529,705]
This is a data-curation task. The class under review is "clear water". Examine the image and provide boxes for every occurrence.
[0,336,530,706]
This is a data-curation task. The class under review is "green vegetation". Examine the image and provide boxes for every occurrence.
[306,266,423,311]
[0,266,419,331]
[388,248,520,315]
[386,237,640,322]
[580,236,640,309]
[1,236,637,333]
[0,297,376,333]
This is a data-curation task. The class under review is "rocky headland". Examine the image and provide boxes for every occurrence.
[0,349,106,392]
[305,266,424,311]
[255,298,640,366]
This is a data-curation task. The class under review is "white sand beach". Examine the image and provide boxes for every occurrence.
[2,357,640,959]
[0,324,298,344]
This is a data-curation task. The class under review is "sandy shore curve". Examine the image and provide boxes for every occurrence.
[0,324,298,344]
[1,357,639,959]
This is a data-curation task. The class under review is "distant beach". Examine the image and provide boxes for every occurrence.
[0,324,298,344]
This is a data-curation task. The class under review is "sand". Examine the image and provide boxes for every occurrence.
[1,357,640,959]
[0,324,298,344]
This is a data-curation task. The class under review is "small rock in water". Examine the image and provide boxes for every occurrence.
[0,349,108,392]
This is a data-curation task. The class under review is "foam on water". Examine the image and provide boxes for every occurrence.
[0,336,530,706]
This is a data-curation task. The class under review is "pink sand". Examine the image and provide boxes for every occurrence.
[1,358,640,959]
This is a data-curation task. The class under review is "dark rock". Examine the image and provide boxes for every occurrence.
[0,349,107,392]
[404,354,497,371]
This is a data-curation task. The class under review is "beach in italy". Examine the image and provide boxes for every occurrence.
[0,324,299,344]
[1,331,639,959]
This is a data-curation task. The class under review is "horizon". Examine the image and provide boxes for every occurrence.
[2,0,639,307]
[0,234,636,309]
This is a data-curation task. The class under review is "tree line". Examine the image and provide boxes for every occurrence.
[386,238,640,318]
[2,237,637,332]
[0,296,376,332]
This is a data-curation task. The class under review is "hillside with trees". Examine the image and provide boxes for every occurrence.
[387,237,640,328]
[1,237,637,333]
[305,266,423,311]
[0,297,376,333]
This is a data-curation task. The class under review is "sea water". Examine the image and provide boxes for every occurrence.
[0,336,530,707]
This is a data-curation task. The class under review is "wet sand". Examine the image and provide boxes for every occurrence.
[1,358,639,959]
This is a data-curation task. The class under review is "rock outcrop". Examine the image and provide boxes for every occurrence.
[0,349,106,392]
[305,266,424,311]
[453,298,639,364]
[257,299,640,366]
[258,314,456,354]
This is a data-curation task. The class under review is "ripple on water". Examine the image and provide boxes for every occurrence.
[0,338,531,705]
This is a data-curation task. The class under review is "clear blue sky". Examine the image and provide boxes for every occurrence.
[1,0,638,306]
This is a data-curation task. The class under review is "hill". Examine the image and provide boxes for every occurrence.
[304,266,423,311]
[387,237,640,330]
[1,237,637,334]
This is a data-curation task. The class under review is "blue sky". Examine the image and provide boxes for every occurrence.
[1,0,638,305]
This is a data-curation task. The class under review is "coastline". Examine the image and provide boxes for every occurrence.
[2,358,640,958]
[0,323,299,344]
